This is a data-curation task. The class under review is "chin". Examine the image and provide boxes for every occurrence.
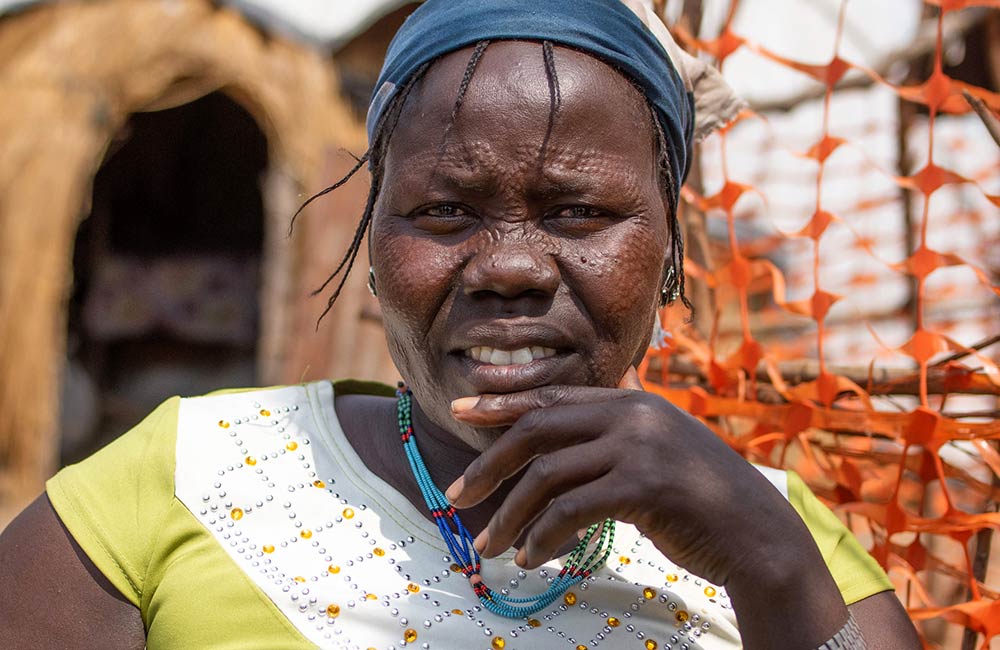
[467,427,505,452]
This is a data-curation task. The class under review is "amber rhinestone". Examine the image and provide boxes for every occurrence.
[618,555,631,565]
[263,544,275,554]
[300,530,313,539]
[643,587,656,600]
[491,637,506,650]
[645,641,658,650]
[527,619,541,628]
[563,592,577,606]
[675,610,689,622]
[373,547,385,556]
[260,409,271,417]
[406,583,420,593]
[294,576,306,583]
[404,629,418,643]
[343,507,355,519]
[607,617,620,627]
[230,508,244,520]
[218,420,230,428]
[449,563,463,573]
[451,609,464,615]
[665,573,679,582]
[313,480,326,488]
[286,441,298,451]
[366,594,377,600]
[328,565,340,574]
[245,456,257,466]
[704,586,717,597]
[577,646,588,650]
[326,604,340,618]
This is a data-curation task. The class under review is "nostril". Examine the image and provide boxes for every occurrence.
[462,248,560,298]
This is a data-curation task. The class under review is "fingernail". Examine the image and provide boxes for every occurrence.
[473,530,489,554]
[451,396,481,413]
[445,476,465,503]
[514,548,527,568]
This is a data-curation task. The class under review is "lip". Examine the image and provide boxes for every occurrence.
[450,351,576,394]
[446,320,580,394]
[448,320,577,354]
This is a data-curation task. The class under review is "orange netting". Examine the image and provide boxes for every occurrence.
[640,2,1000,646]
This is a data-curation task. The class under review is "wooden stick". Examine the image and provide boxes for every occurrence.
[931,333,1000,368]
[659,355,1000,397]
[962,91,1000,149]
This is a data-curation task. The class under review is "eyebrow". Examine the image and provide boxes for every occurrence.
[430,167,501,197]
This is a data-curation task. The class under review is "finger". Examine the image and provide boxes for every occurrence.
[447,401,611,507]
[477,441,613,558]
[617,366,644,391]
[451,384,627,428]
[516,474,627,569]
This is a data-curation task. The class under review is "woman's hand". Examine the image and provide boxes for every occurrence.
[445,369,873,648]
[444,368,813,586]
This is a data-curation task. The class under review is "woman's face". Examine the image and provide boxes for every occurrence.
[371,41,671,449]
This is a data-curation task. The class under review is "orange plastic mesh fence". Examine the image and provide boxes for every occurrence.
[640,1,1000,646]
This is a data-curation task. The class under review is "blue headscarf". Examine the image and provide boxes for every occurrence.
[367,0,695,184]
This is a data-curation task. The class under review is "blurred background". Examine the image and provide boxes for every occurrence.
[0,0,997,646]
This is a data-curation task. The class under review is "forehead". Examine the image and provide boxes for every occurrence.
[385,41,657,177]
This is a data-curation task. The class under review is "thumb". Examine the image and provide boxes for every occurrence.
[617,366,644,391]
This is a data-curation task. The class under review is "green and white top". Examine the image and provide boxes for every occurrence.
[47,380,892,650]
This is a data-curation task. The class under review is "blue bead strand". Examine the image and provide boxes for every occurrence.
[395,384,615,618]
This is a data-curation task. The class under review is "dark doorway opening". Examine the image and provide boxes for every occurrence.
[64,92,268,462]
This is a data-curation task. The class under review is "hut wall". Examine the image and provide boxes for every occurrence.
[0,0,398,523]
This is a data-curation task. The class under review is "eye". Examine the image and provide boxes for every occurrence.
[408,203,476,234]
[559,206,602,219]
[425,204,466,217]
[547,205,619,234]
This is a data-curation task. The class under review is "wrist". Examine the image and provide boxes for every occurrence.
[724,523,849,650]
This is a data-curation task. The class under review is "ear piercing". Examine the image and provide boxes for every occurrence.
[660,266,680,306]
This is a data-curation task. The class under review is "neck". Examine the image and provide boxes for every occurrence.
[408,397,519,537]
[336,392,517,539]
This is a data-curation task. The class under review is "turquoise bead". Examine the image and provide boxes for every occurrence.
[395,386,614,618]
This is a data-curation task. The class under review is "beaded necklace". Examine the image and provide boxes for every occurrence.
[396,383,616,618]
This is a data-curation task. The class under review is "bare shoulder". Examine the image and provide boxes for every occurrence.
[849,590,921,649]
[0,494,145,650]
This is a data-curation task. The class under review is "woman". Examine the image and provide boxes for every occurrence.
[0,1,920,648]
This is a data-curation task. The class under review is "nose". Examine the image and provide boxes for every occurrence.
[462,242,560,300]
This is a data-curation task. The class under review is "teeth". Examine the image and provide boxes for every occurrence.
[490,349,512,365]
[511,348,533,365]
[465,346,558,366]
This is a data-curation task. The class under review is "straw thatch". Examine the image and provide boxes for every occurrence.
[0,0,402,520]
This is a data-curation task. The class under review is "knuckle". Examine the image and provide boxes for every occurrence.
[465,456,495,485]
[535,385,568,408]
[491,508,512,536]
[517,408,546,436]
[528,454,559,483]
[631,393,664,420]
[550,495,581,522]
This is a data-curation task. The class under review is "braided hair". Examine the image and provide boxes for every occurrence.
[293,40,690,324]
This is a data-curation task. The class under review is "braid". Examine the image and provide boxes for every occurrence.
[440,40,491,146]
[295,43,495,325]
[542,40,561,112]
[649,105,692,313]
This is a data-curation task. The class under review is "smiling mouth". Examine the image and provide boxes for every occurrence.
[464,346,558,366]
